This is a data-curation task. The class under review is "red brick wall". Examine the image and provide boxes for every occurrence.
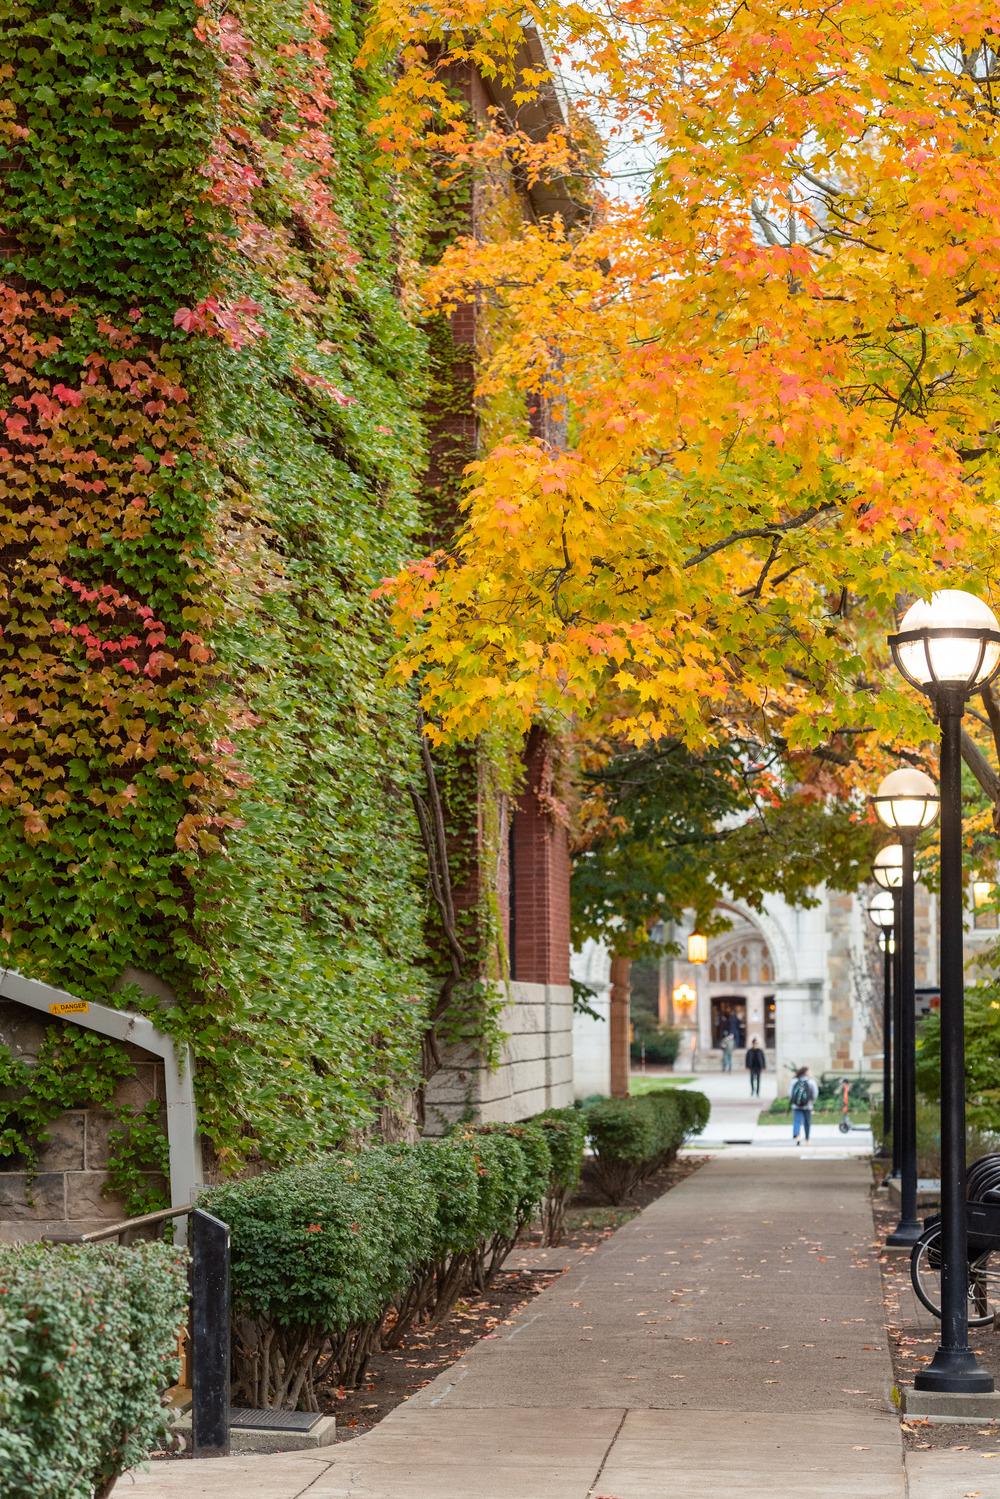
[510,728,571,985]
[421,61,572,998]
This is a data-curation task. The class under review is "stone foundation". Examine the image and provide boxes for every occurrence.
[422,980,574,1134]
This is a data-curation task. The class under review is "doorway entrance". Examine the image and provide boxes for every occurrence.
[711,996,746,1048]
[764,995,776,1049]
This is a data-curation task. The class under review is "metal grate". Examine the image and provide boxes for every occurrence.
[229,1407,323,1433]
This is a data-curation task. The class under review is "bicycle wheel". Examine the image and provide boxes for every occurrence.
[910,1225,1000,1328]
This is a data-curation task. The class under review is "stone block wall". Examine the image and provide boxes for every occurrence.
[0,999,168,1242]
[422,980,574,1133]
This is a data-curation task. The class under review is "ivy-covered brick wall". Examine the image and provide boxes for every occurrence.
[0,0,432,1187]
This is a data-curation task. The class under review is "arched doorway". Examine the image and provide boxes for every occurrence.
[701,923,778,1055]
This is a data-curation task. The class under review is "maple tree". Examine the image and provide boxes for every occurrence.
[370,2,1000,779]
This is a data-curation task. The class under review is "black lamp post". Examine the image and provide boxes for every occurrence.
[867,889,895,1161]
[889,588,1000,1395]
[873,842,905,1183]
[873,770,940,1246]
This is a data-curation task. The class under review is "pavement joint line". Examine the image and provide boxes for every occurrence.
[291,1458,340,1499]
[585,1406,628,1498]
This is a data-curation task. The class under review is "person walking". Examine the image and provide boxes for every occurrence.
[790,1065,819,1144]
[745,1037,766,1096]
[721,1033,734,1073]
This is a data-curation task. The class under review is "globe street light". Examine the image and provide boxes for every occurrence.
[890,589,1000,1396]
[872,843,904,1182]
[873,770,939,1247]
[867,889,896,1163]
[872,843,904,890]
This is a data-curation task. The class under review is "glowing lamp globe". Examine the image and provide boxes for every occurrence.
[687,932,708,964]
[872,843,905,890]
[873,767,939,832]
[867,889,896,931]
[890,590,1000,695]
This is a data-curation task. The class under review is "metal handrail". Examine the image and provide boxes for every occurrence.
[60,1203,194,1243]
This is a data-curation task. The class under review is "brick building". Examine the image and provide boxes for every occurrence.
[420,35,581,1130]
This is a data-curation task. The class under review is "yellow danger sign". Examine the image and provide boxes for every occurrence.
[48,1001,89,1016]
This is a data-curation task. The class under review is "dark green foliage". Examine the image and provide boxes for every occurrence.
[584,1089,708,1204]
[458,1126,537,1285]
[574,739,875,955]
[534,1107,588,1244]
[205,1147,436,1407]
[667,1088,711,1137]
[916,985,1000,1135]
[380,1136,484,1347]
[630,1014,681,1065]
[0,1242,187,1499]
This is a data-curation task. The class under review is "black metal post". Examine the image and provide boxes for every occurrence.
[878,931,892,1159]
[191,1208,231,1456]
[915,691,993,1392]
[887,836,920,1245]
[890,888,902,1180]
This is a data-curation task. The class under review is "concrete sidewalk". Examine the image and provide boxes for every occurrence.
[651,1069,874,1154]
[114,1156,905,1499]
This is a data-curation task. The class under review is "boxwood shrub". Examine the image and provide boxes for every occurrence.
[585,1087,709,1204]
[453,1123,546,1287]
[204,1118,568,1410]
[0,1242,187,1499]
[204,1145,435,1409]
[534,1108,588,1244]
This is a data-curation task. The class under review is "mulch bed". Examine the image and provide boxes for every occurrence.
[873,1191,1000,1455]
[570,1150,707,1214]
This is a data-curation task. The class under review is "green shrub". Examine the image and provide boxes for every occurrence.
[534,1108,588,1245]
[585,1089,709,1204]
[917,986,1000,1134]
[204,1145,435,1408]
[460,1123,551,1285]
[630,1016,681,1065]
[585,1097,660,1203]
[382,1135,484,1347]
[0,1242,187,1499]
[669,1088,710,1137]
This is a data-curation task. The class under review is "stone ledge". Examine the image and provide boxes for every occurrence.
[887,1178,940,1208]
[171,1412,337,1455]
[902,1386,1000,1423]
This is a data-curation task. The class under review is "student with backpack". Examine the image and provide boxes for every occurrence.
[790,1065,819,1144]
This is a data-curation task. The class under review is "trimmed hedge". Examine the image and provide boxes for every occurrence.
[535,1108,588,1245]
[460,1121,552,1284]
[0,1242,187,1499]
[585,1088,709,1204]
[203,1114,586,1410]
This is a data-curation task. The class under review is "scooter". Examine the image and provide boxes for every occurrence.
[837,1077,870,1133]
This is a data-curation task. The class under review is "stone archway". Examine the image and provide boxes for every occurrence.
[699,915,779,1055]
